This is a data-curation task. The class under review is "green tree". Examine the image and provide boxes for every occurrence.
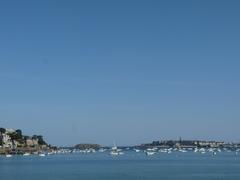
[37,135,46,145]
[32,135,38,140]
[8,132,18,140]
[16,129,23,139]
[0,134,3,146]
[32,135,47,145]
[23,136,30,141]
[8,131,22,141]
[0,128,6,134]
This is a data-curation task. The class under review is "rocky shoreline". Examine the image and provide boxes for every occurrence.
[0,127,56,155]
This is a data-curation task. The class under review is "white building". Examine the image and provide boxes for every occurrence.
[2,133,13,148]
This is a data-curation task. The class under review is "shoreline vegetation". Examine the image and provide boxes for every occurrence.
[1,127,240,155]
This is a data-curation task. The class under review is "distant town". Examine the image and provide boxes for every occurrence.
[1,127,240,156]
[137,138,240,149]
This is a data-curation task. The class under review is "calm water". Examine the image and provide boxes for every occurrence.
[0,152,240,180]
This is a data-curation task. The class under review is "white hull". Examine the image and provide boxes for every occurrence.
[110,151,120,156]
[23,153,30,156]
[134,149,140,153]
[146,151,155,156]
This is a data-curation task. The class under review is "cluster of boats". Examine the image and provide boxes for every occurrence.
[143,147,240,156]
[4,153,45,158]
[2,147,240,158]
[71,144,124,156]
[3,150,61,158]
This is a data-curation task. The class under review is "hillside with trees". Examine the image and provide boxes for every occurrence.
[0,127,50,154]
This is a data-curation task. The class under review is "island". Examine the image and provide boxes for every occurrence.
[74,143,101,150]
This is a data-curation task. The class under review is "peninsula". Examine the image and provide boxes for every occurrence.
[0,127,55,155]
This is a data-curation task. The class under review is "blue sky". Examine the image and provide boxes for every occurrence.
[0,0,240,146]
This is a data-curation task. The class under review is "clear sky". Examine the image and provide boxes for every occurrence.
[0,0,240,146]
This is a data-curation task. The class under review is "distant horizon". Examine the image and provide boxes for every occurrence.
[1,1,240,147]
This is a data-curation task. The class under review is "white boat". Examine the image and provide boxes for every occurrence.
[110,151,119,156]
[47,152,54,155]
[23,153,30,156]
[147,148,158,151]
[110,143,122,156]
[159,149,168,153]
[179,149,187,153]
[89,148,96,153]
[98,148,106,152]
[146,148,157,155]
[39,153,46,157]
[199,148,206,153]
[212,152,217,156]
[146,151,156,156]
[208,148,214,153]
[6,154,12,158]
[134,149,140,153]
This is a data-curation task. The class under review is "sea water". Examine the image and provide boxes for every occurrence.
[0,151,240,180]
